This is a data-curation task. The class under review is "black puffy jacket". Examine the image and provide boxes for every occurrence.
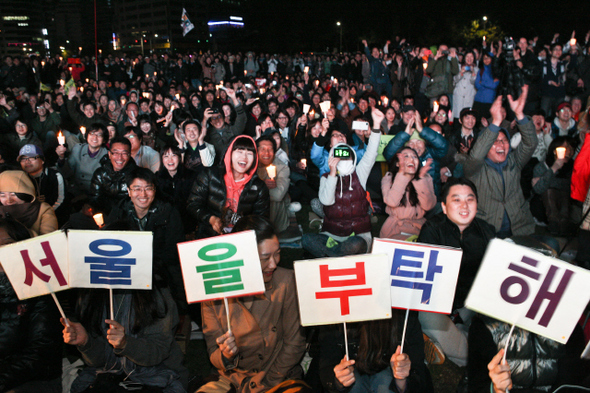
[89,155,137,213]
[186,165,270,238]
[0,278,63,391]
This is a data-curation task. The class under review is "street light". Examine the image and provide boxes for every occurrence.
[336,21,342,53]
[483,16,488,30]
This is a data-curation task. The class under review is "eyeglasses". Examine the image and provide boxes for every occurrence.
[125,134,137,139]
[19,156,40,163]
[129,186,155,193]
[111,150,130,157]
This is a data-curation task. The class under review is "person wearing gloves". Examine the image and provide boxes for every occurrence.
[302,108,384,257]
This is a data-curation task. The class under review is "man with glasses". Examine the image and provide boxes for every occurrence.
[107,167,186,313]
[30,100,61,145]
[89,136,137,214]
[464,86,535,238]
[123,126,161,173]
[56,123,108,196]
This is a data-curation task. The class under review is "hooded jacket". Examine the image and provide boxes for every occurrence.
[187,135,270,238]
[0,170,57,235]
[319,129,380,237]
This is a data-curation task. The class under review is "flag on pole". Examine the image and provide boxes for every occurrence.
[181,8,195,37]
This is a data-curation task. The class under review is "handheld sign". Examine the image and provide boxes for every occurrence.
[465,239,590,344]
[0,231,69,299]
[294,253,392,326]
[376,135,394,162]
[372,238,462,313]
[68,230,153,290]
[177,230,265,303]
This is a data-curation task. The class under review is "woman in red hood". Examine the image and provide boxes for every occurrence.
[187,135,270,238]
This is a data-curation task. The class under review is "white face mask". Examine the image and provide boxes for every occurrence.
[337,159,355,176]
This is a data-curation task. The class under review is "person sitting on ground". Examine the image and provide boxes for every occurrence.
[380,146,436,240]
[89,136,137,214]
[417,177,496,367]
[198,215,308,393]
[256,135,301,242]
[0,217,63,393]
[463,86,535,238]
[301,108,383,257]
[383,109,448,198]
[186,135,269,238]
[0,170,58,235]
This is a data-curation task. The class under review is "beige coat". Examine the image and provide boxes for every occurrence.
[201,267,306,392]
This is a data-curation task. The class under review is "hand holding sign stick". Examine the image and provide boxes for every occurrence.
[224,297,232,334]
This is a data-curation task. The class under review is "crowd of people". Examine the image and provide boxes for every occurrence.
[1,31,590,393]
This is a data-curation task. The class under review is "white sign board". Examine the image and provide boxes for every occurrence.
[372,238,462,313]
[0,231,69,299]
[68,230,153,290]
[294,253,392,326]
[466,239,590,344]
[177,230,265,303]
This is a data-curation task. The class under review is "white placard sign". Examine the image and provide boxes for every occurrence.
[177,230,265,303]
[0,231,69,299]
[372,238,462,313]
[294,253,392,326]
[466,239,590,344]
[68,230,153,290]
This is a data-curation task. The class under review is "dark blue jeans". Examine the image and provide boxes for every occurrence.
[302,233,367,258]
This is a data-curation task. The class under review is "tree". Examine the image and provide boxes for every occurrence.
[460,19,504,46]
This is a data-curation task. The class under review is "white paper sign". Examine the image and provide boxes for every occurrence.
[466,239,590,344]
[372,238,462,314]
[319,101,331,113]
[68,230,153,290]
[294,253,392,326]
[0,231,69,299]
[302,104,310,114]
[177,230,265,303]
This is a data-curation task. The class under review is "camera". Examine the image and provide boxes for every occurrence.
[495,36,525,100]
[211,108,220,114]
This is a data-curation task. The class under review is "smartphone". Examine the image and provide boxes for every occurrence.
[352,121,369,131]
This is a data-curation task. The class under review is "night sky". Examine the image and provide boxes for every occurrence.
[238,0,590,53]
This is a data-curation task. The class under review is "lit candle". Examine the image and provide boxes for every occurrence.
[153,71,157,77]
[57,131,65,145]
[556,147,566,159]
[301,158,307,168]
[423,62,428,70]
[60,79,65,86]
[85,78,89,83]
[41,61,45,66]
[80,126,86,136]
[304,66,309,73]
[382,96,389,107]
[175,93,180,100]
[121,97,127,105]
[143,92,149,98]
[260,87,266,94]
[433,101,439,113]
[570,38,577,47]
[199,85,202,91]
[93,213,104,227]
[145,74,149,79]
[244,70,247,76]
[80,86,84,92]
[309,109,315,119]
[266,164,276,179]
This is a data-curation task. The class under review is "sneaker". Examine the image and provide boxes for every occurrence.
[278,225,302,243]
[310,198,325,218]
[289,202,302,213]
[423,334,445,365]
